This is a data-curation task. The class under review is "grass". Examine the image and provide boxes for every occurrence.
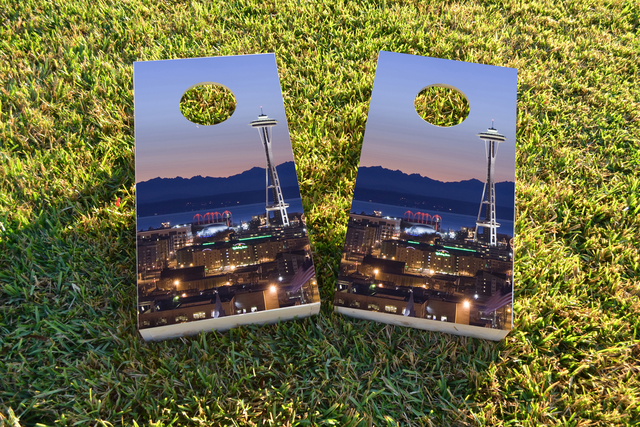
[0,0,639,425]
[415,87,470,127]
[180,84,237,126]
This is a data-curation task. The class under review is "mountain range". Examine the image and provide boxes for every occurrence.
[353,166,515,219]
[135,163,515,219]
[137,161,299,203]
[136,162,300,217]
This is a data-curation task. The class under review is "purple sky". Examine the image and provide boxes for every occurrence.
[134,54,296,183]
[358,51,517,183]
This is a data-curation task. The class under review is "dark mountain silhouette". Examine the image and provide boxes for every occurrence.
[136,186,301,217]
[137,161,299,204]
[354,166,515,219]
[136,162,301,217]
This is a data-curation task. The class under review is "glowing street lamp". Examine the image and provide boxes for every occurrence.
[270,285,277,293]
[463,300,470,309]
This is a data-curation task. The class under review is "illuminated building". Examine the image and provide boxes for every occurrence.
[334,284,470,325]
[475,270,508,298]
[137,225,192,252]
[137,238,170,272]
[380,239,512,277]
[276,250,308,277]
[344,223,377,257]
[138,284,281,328]
[349,213,401,241]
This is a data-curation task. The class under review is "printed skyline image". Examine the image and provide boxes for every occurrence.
[335,52,517,336]
[134,54,319,336]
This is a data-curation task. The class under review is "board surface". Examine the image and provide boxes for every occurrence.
[335,51,517,340]
[134,54,320,340]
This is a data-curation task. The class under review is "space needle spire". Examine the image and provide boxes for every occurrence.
[249,109,290,227]
[474,121,506,246]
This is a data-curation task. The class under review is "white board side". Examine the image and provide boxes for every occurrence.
[139,302,321,342]
[335,306,509,341]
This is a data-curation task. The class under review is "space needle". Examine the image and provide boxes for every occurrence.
[249,109,290,227]
[473,121,506,246]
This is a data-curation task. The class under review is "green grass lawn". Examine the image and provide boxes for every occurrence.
[1,0,639,425]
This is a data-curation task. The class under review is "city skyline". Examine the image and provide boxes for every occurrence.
[358,51,517,183]
[134,54,296,183]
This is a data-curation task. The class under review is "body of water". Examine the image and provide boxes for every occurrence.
[351,200,514,237]
[137,199,304,231]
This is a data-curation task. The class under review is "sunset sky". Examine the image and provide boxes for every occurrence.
[134,54,296,183]
[358,51,517,183]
